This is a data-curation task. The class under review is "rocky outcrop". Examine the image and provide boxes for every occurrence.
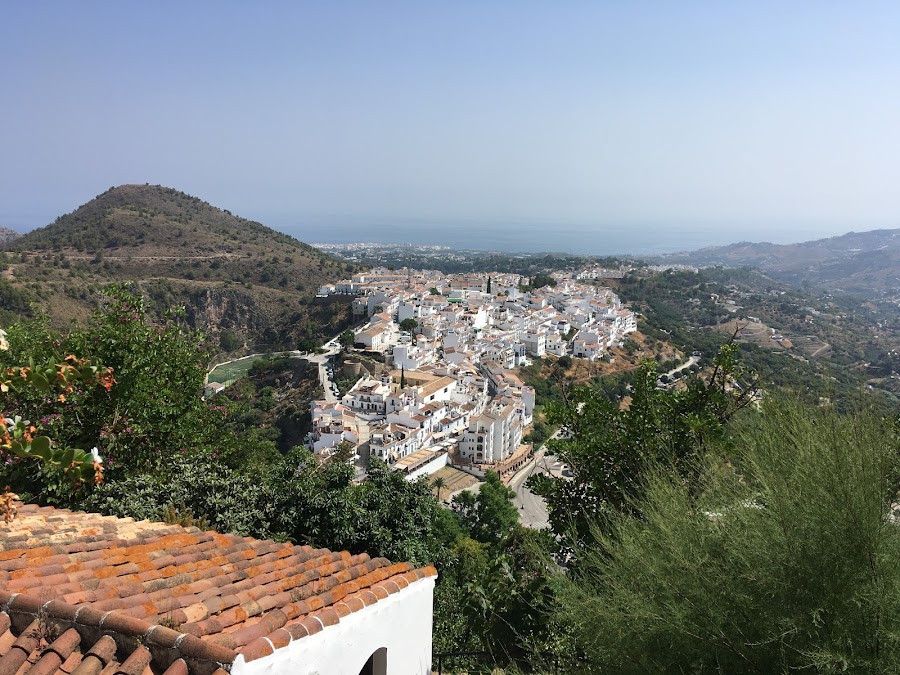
[183,286,267,332]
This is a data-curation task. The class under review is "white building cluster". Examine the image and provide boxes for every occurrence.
[309,267,636,472]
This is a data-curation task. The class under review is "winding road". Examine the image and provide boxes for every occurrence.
[508,451,553,529]
[661,354,700,380]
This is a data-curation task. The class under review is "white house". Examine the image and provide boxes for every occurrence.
[458,401,522,464]
[393,343,435,371]
[204,381,226,397]
[343,378,392,415]
[355,325,390,351]
[573,337,602,360]
[367,292,398,317]
[308,400,360,455]
[369,423,427,461]
[415,376,457,406]
[545,333,567,356]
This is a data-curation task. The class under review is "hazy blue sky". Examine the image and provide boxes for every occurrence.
[3,2,899,251]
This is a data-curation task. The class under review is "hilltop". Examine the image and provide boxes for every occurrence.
[0,227,20,244]
[655,228,900,301]
[0,185,356,346]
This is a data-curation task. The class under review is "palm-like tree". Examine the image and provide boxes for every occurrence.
[432,476,447,501]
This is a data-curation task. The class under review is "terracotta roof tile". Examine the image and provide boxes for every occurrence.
[113,646,151,675]
[0,503,437,675]
[159,660,187,675]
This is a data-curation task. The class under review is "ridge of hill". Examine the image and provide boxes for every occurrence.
[0,227,20,244]
[655,228,900,300]
[0,185,357,346]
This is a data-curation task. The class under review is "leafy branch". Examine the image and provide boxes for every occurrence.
[0,332,113,490]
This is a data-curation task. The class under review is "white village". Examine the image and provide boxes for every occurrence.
[308,267,637,483]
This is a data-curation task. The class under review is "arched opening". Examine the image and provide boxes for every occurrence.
[358,647,388,675]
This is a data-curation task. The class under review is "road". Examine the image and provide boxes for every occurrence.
[298,338,342,403]
[661,354,700,379]
[508,451,553,529]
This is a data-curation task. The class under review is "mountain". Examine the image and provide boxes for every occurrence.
[655,229,900,300]
[0,185,356,346]
[0,227,20,244]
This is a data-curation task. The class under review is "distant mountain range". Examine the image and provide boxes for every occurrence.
[1,185,355,346]
[655,229,900,299]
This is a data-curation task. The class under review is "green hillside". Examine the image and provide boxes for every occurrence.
[0,185,356,348]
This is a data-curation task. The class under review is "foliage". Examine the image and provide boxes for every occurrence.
[438,477,570,669]
[451,471,520,545]
[330,439,356,463]
[530,273,557,290]
[530,345,756,548]
[0,280,34,324]
[62,285,215,475]
[462,528,569,668]
[558,401,900,674]
[83,452,279,538]
[0,336,112,487]
[519,358,568,408]
[218,328,241,352]
[524,415,551,446]
[0,285,237,501]
[296,335,321,353]
[338,329,355,350]
[247,354,294,378]
[399,317,418,332]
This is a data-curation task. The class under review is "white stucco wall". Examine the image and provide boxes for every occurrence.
[232,576,435,675]
[405,452,449,481]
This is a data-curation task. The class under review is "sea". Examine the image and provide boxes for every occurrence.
[273,220,830,257]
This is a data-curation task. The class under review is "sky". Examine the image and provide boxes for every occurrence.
[2,2,900,252]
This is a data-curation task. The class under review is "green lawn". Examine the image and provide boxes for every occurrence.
[207,355,268,386]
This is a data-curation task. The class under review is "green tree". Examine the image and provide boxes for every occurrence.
[558,401,900,674]
[462,528,568,668]
[452,471,519,545]
[64,286,214,475]
[530,345,756,548]
[338,329,355,351]
[432,475,446,500]
[296,336,320,353]
[529,273,557,290]
[1,285,217,489]
[331,440,356,463]
[399,318,418,333]
[0,335,111,490]
[218,329,241,352]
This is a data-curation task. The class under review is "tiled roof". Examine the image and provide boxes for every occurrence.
[0,503,436,675]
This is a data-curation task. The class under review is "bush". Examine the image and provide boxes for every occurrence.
[218,329,241,352]
[559,401,900,674]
